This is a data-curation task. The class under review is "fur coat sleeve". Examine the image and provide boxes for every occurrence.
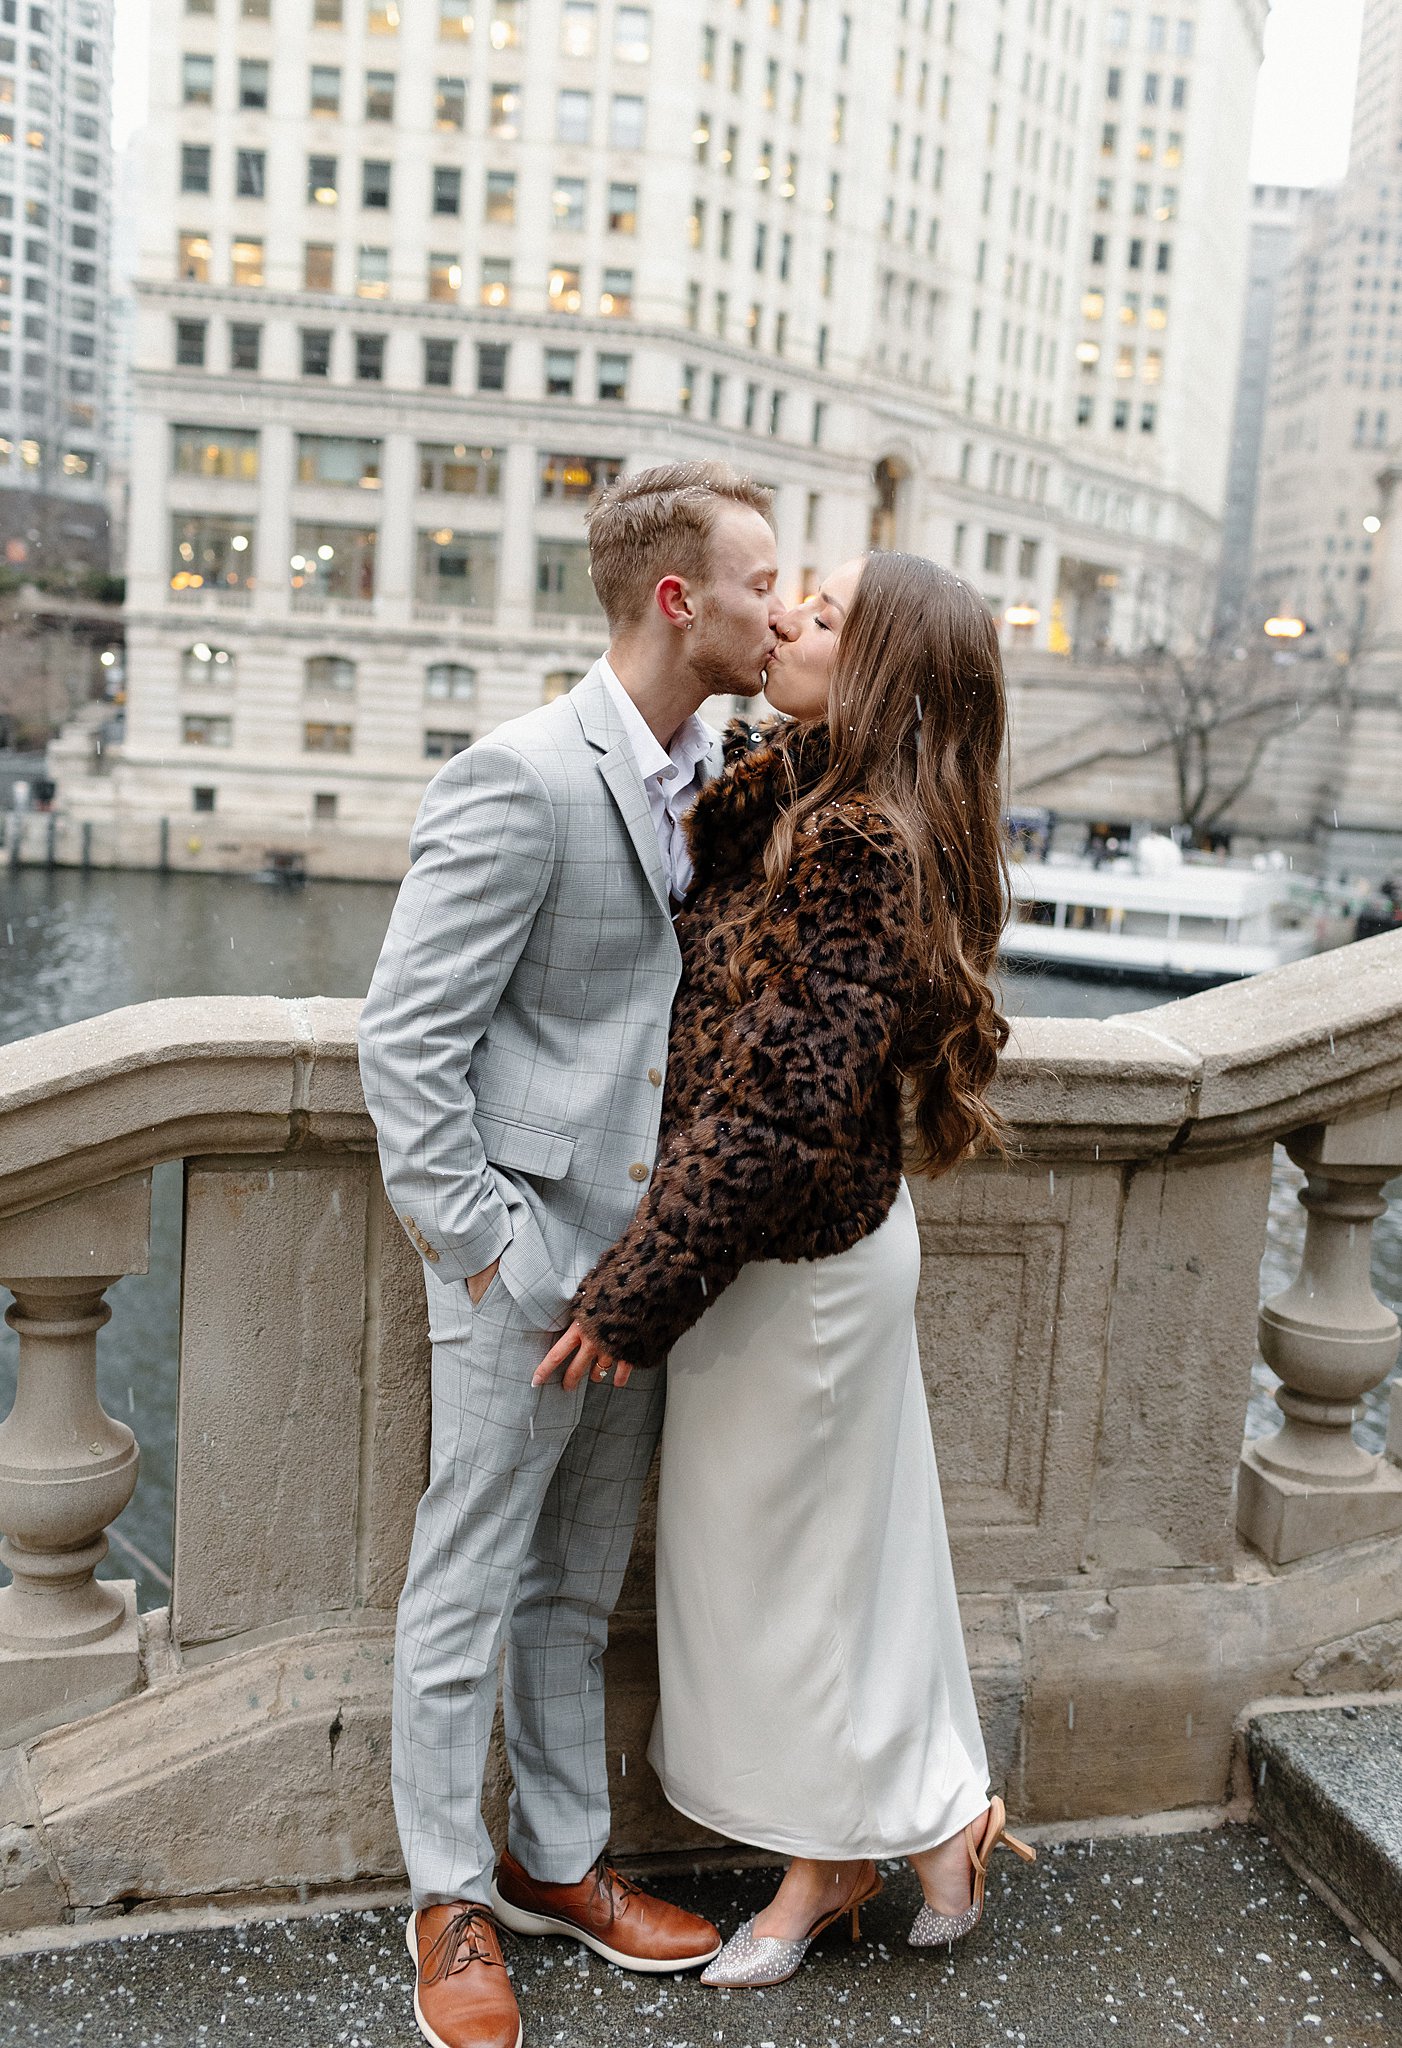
[568,801,913,1371]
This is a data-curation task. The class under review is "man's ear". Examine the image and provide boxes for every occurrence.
[655,575,695,631]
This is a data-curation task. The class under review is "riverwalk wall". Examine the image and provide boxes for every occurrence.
[2,939,1402,1928]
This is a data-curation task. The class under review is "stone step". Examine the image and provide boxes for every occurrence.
[1248,1700,1402,1969]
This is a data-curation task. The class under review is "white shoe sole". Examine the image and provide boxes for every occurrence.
[488,1880,721,1974]
[405,1912,524,2048]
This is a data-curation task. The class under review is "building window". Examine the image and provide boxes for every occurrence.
[1141,402,1157,432]
[354,332,386,380]
[544,347,577,396]
[552,176,585,230]
[304,721,353,752]
[486,169,517,224]
[768,389,784,435]
[232,238,264,286]
[543,669,576,702]
[180,143,211,194]
[308,154,338,205]
[742,380,758,428]
[305,654,357,697]
[365,69,395,120]
[490,83,520,137]
[425,729,473,760]
[1091,233,1107,265]
[1076,393,1093,425]
[362,159,392,209]
[192,786,217,812]
[175,317,207,366]
[291,522,377,600]
[313,791,339,820]
[426,661,477,701]
[597,352,628,401]
[476,341,508,391]
[600,268,632,315]
[423,336,455,386]
[177,231,211,282]
[538,451,623,501]
[313,0,342,22]
[1113,397,1130,429]
[810,399,825,446]
[415,528,499,609]
[535,539,600,619]
[436,75,466,128]
[615,5,649,61]
[182,53,214,105]
[1127,237,1143,270]
[610,94,645,149]
[297,434,381,487]
[420,441,501,494]
[608,181,637,233]
[182,713,232,746]
[1156,241,1172,273]
[357,245,389,297]
[229,323,261,371]
[983,531,1006,574]
[310,65,341,115]
[301,328,332,377]
[432,166,462,216]
[304,242,335,290]
[171,515,256,592]
[490,0,521,45]
[181,642,235,685]
[561,0,596,56]
[438,0,471,37]
[427,252,462,301]
[238,59,269,110]
[557,89,591,143]
[548,261,582,312]
[481,257,511,307]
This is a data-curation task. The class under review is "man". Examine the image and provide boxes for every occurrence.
[358,460,785,2048]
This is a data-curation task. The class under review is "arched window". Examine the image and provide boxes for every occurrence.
[869,456,909,550]
[305,654,356,696]
[181,642,236,685]
[426,661,477,702]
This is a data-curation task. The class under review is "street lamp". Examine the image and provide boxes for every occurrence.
[1263,616,1307,640]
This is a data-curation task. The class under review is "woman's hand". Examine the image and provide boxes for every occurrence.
[534,1321,636,1391]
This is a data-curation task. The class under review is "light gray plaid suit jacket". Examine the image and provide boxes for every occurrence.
[358,659,723,1332]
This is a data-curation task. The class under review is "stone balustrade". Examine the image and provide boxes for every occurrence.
[1,938,1402,1931]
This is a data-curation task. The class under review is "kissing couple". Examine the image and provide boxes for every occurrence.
[358,459,1034,2048]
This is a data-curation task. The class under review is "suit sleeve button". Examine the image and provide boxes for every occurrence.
[647,1067,663,1087]
[628,1162,649,1183]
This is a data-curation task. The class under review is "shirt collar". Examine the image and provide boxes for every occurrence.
[599,654,710,788]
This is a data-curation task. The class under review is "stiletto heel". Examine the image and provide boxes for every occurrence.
[702,1865,882,1988]
[908,1796,1036,1949]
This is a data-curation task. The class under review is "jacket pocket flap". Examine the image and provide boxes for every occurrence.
[476,1112,576,1181]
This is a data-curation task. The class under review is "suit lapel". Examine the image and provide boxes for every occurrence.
[571,663,672,919]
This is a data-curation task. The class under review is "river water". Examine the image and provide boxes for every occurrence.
[2,865,1399,1611]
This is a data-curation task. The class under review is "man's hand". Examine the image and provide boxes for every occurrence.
[465,1259,500,1306]
[534,1321,636,1392]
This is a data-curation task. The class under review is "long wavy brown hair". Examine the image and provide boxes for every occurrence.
[732,551,1011,1175]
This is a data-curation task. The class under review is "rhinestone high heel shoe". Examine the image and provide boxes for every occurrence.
[700,1864,883,1989]
[908,1796,1036,1948]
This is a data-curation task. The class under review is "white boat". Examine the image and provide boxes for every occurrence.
[1001,834,1340,987]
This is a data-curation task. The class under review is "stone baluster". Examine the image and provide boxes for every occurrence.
[1238,1107,1402,1565]
[0,1172,151,1741]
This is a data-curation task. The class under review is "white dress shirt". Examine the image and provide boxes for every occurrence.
[599,655,712,902]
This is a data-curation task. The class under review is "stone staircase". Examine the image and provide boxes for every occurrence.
[1248,1699,1402,1975]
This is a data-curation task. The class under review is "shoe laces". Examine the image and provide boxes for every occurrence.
[590,1854,646,1919]
[420,1905,504,1985]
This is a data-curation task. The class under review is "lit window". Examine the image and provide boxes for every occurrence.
[1081,291,1104,321]
[1075,340,1100,366]
[608,181,637,233]
[177,231,211,282]
[599,267,632,316]
[490,0,519,48]
[183,713,233,746]
[307,154,338,205]
[1116,344,1134,378]
[548,262,582,312]
[310,66,341,115]
[436,76,466,128]
[538,452,624,501]
[552,176,585,230]
[304,242,334,291]
[419,442,500,494]
[438,0,471,38]
[173,424,259,480]
[615,5,649,61]
[304,721,353,752]
[481,256,511,306]
[1143,349,1162,383]
[367,0,400,30]
[561,0,595,56]
[415,529,499,609]
[181,643,235,685]
[490,83,519,136]
[231,238,263,286]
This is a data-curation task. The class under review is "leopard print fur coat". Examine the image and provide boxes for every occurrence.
[568,716,923,1371]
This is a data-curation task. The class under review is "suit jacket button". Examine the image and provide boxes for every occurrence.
[628,1162,649,1183]
[647,1067,663,1086]
[425,1246,440,1263]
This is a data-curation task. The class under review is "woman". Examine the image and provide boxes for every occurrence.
[538,551,1033,1984]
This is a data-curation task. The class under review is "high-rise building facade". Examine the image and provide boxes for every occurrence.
[1251,0,1399,644]
[78,0,1263,858]
[0,0,114,575]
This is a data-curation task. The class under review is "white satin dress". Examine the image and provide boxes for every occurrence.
[647,1179,991,1858]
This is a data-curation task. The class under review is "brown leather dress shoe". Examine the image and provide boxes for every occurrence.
[490,1848,722,1973]
[406,1903,522,2048]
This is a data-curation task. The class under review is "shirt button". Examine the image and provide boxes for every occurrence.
[629,1162,649,1183]
[648,1067,663,1086]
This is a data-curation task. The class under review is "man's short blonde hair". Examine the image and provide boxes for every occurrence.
[585,461,774,629]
